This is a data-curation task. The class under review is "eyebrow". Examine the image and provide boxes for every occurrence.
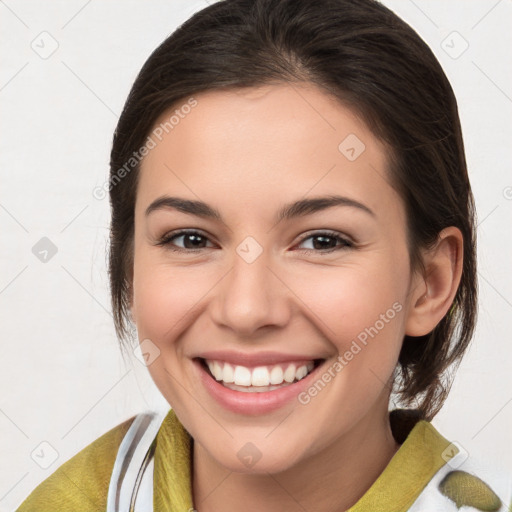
[145,194,376,222]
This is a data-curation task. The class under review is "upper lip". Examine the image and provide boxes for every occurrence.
[194,350,326,367]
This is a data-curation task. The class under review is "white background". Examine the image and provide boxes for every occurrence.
[1,1,511,510]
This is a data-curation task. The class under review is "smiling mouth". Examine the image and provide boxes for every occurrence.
[197,357,325,393]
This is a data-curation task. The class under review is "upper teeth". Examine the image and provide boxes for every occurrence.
[205,359,315,387]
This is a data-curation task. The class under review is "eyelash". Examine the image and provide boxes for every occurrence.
[155,229,353,254]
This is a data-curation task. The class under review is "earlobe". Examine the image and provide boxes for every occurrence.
[405,227,463,337]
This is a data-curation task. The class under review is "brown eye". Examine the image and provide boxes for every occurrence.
[156,230,214,251]
[296,231,353,254]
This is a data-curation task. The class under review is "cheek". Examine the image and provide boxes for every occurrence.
[291,261,406,376]
[132,259,203,341]
[296,264,403,334]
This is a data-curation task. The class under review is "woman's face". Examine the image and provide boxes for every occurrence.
[131,82,422,473]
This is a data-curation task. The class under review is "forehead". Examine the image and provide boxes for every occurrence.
[136,83,399,224]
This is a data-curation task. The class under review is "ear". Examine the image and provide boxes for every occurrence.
[405,227,464,337]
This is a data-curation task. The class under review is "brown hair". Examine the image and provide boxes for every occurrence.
[108,0,477,421]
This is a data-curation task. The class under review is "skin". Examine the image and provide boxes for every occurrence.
[130,82,463,512]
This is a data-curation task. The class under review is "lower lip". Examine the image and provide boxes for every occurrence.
[193,358,325,415]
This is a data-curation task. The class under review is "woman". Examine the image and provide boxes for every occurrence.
[16,0,511,510]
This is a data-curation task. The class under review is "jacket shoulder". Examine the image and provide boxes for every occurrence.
[16,415,137,512]
[409,442,512,512]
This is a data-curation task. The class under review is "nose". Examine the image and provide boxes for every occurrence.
[210,246,290,337]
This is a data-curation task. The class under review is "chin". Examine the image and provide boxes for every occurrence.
[204,438,306,475]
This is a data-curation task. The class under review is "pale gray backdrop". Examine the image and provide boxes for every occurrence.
[1,1,511,510]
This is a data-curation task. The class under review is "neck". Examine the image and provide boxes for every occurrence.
[192,404,401,512]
